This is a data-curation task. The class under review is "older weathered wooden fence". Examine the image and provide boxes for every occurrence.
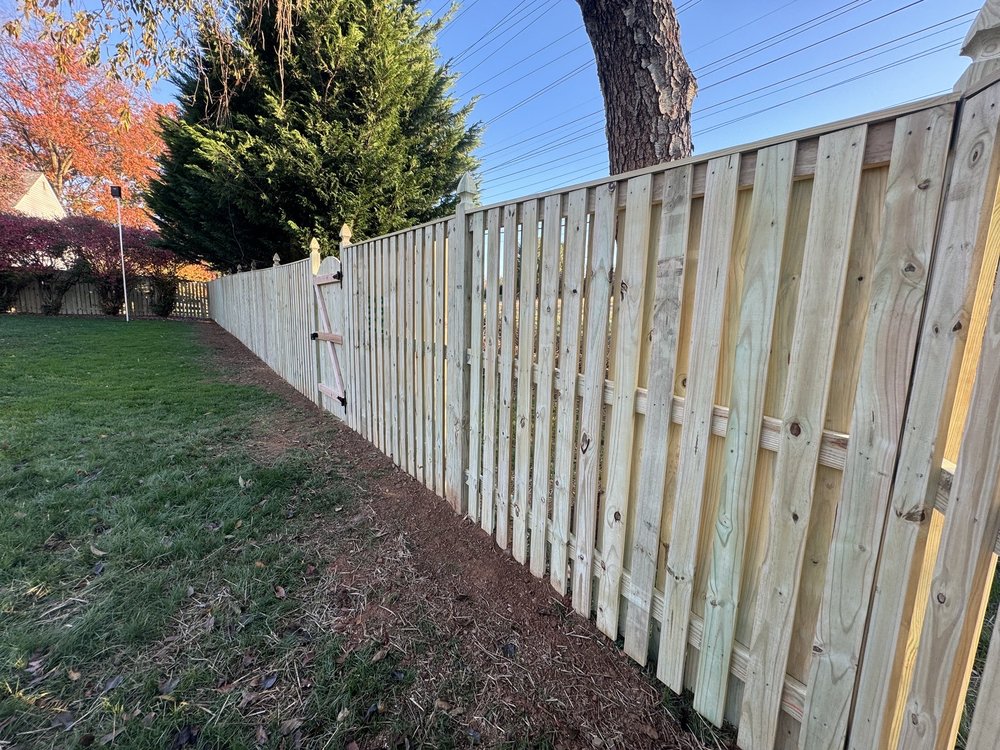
[207,7,1000,747]
[9,279,210,318]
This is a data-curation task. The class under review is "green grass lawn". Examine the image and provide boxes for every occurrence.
[0,317,407,749]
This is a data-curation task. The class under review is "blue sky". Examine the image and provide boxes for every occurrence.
[428,0,973,205]
[1,0,976,206]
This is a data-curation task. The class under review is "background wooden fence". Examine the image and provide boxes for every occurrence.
[207,20,1000,748]
[10,278,210,318]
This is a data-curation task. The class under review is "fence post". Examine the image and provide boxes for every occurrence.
[955,0,1000,93]
[445,173,477,514]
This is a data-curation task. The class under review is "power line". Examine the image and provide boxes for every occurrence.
[687,0,804,54]
[484,60,596,125]
[456,27,581,93]
[450,0,540,65]
[694,13,974,118]
[694,38,957,136]
[701,0,929,91]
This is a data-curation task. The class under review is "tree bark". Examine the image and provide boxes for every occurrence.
[576,0,697,174]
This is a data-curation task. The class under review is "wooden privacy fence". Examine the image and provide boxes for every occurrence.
[209,15,1000,749]
[9,279,210,318]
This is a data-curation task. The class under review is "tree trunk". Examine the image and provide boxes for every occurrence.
[576,0,697,174]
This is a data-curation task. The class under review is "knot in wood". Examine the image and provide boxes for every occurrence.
[789,421,802,437]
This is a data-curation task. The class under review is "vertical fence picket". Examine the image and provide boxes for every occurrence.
[622,165,694,665]
[549,188,589,594]
[481,208,502,536]
[435,221,447,496]
[658,154,741,688]
[529,194,564,578]
[596,174,653,639]
[571,182,616,617]
[467,212,487,523]
[512,199,540,562]
[693,144,795,723]
[423,226,436,491]
[739,125,868,750]
[495,204,520,551]
[414,230,426,482]
[801,108,953,750]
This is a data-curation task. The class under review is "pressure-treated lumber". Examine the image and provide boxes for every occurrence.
[850,91,1000,750]
[622,165,693,664]
[467,212,487,522]
[495,204,519,551]
[512,199,540,562]
[434,221,447,496]
[694,143,796,724]
[896,270,1000,749]
[480,208,502,535]
[596,174,653,638]
[446,203,473,512]
[739,125,868,750]
[571,182,616,617]
[529,195,563,577]
[549,189,589,594]
[658,154,740,688]
[966,614,1000,750]
[799,106,954,750]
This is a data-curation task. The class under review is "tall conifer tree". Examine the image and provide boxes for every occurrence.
[147,0,479,270]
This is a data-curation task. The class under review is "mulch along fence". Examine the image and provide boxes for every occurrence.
[208,46,1000,750]
[11,279,210,318]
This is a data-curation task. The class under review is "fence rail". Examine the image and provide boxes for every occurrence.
[207,34,1000,749]
[10,279,210,318]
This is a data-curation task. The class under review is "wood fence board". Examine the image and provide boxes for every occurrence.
[850,94,1000,750]
[801,107,953,750]
[658,154,740,688]
[405,231,416,476]
[622,166,693,664]
[549,188,589,594]
[512,199,540,562]
[596,174,653,638]
[414,230,426,482]
[496,204,520,551]
[738,124,868,750]
[389,236,401,465]
[435,222,447,495]
[467,212,487,523]
[481,207,502,535]
[572,182,616,617]
[896,171,1000,750]
[446,210,472,512]
[529,194,564,577]
[693,143,796,724]
[423,226,437,491]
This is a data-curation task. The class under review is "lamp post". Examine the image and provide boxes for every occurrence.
[110,185,129,322]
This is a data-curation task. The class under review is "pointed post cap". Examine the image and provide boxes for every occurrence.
[457,172,477,209]
[340,223,353,247]
[272,252,281,267]
[956,0,1000,91]
[309,237,321,275]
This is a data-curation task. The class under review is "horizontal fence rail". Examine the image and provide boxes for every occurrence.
[8,279,209,318]
[208,77,1000,749]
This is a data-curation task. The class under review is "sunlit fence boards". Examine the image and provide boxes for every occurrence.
[208,82,1000,749]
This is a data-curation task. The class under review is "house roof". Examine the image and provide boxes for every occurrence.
[1,170,66,219]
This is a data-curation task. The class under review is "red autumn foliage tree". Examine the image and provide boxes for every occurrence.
[0,212,81,313]
[1,213,179,315]
[0,36,173,227]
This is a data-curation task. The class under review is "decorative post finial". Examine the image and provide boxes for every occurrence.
[457,172,477,209]
[272,252,281,267]
[340,223,353,248]
[956,0,1000,91]
[309,237,321,275]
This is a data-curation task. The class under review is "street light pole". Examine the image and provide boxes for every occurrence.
[110,185,129,322]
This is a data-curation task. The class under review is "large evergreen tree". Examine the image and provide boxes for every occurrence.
[146,0,479,270]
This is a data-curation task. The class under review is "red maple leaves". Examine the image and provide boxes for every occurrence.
[0,37,173,228]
